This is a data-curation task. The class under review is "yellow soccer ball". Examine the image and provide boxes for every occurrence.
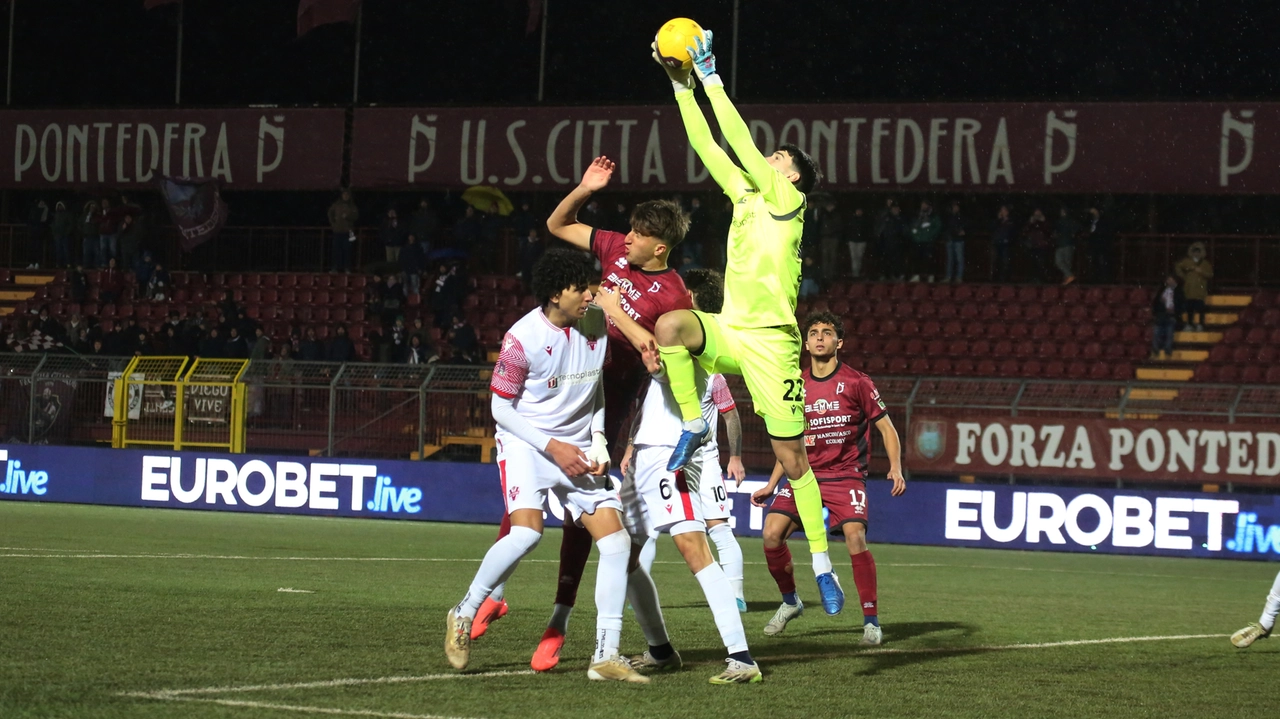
[655,17,705,70]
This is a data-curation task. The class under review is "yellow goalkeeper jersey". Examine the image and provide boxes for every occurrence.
[676,83,806,329]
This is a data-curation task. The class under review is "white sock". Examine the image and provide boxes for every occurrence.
[638,532,658,575]
[548,603,573,633]
[455,526,540,620]
[1261,570,1280,632]
[708,523,744,600]
[490,582,505,603]
[627,564,670,647]
[694,563,749,654]
[592,530,631,663]
[812,550,833,577]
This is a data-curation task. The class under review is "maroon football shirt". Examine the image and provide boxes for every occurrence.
[802,361,887,480]
[590,228,693,448]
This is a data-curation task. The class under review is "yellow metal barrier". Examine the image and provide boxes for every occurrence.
[111,356,248,452]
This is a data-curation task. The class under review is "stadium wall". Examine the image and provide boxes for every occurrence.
[2,444,1278,562]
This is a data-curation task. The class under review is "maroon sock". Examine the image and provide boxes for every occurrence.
[552,521,594,607]
[496,511,511,541]
[763,543,796,595]
[850,550,878,617]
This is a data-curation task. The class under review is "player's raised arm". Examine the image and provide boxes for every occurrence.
[545,156,616,250]
[657,42,745,198]
[686,32,804,210]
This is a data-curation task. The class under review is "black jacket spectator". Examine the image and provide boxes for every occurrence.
[299,329,324,362]
[326,326,355,363]
[199,328,225,358]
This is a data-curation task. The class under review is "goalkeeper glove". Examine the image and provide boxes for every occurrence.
[687,30,721,86]
[652,40,694,93]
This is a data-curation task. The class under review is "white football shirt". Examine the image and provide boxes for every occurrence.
[490,307,607,447]
[633,370,733,450]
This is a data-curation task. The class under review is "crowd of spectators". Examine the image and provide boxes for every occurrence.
[22,194,152,271]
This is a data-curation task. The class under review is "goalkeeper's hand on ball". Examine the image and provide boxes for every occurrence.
[687,30,721,86]
[652,40,694,93]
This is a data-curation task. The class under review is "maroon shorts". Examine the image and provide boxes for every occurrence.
[767,478,869,531]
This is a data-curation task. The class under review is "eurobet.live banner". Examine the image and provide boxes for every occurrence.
[906,415,1280,486]
[2,444,1278,561]
[350,103,1280,193]
[0,109,345,189]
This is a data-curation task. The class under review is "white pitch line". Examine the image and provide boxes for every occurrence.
[120,693,485,719]
[130,670,537,697]
[757,633,1227,661]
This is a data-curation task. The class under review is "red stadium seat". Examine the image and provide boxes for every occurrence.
[964,321,986,338]
[1041,360,1064,379]
[1257,346,1279,364]
[1074,324,1097,341]
[1194,364,1217,382]
[1097,324,1119,342]
[1209,345,1232,364]
[900,320,922,337]
[1081,342,1102,360]
[1066,361,1088,379]
[953,285,974,302]
[1067,305,1089,323]
[1120,325,1143,343]
[1014,340,1036,358]
[1088,362,1110,380]
[867,284,889,300]
[909,283,930,301]
[1031,323,1053,340]
[930,285,953,302]
[975,359,998,377]
[980,304,1002,321]
[915,300,937,318]
[856,318,877,337]
[905,338,926,355]
[908,357,931,375]
[1104,286,1128,305]
[830,299,851,315]
[1266,366,1280,384]
[1270,328,1280,345]
[942,320,963,337]
[888,284,910,301]
[1016,286,1039,303]
[1246,327,1271,345]
[1037,341,1058,358]
[996,286,1017,303]
[947,339,969,357]
[1045,304,1067,323]
[886,356,909,375]
[958,303,979,320]
[1110,306,1135,323]
[1023,304,1045,322]
[1040,286,1062,304]
[1002,304,1024,321]
[921,320,942,337]
[1083,287,1105,305]
[1216,365,1241,383]
[998,359,1020,377]
[992,340,1013,358]
[863,356,888,374]
[1240,365,1264,384]
[1059,342,1080,360]
[858,337,884,355]
[846,283,868,300]
[882,338,904,355]
[1261,309,1280,328]
[924,339,947,357]
[1232,346,1256,364]
[952,358,976,376]
[1007,323,1030,340]
[894,301,916,319]
[935,303,958,320]
[1021,359,1044,378]
[1052,323,1075,342]
[1127,287,1149,305]
[930,357,954,376]
[873,300,894,316]
[878,320,900,338]
[1090,305,1111,323]
[969,340,991,357]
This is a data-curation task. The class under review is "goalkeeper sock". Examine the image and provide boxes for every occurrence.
[657,344,703,422]
[789,469,831,558]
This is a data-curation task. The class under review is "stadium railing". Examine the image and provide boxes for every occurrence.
[4,355,1278,468]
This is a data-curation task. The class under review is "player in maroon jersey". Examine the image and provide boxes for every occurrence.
[751,311,906,645]
[470,156,693,671]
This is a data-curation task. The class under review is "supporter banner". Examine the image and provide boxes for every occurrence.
[908,415,1280,485]
[2,444,1277,561]
[0,109,345,189]
[158,177,228,252]
[350,103,1280,194]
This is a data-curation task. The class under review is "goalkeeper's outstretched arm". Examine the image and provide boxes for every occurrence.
[654,41,743,195]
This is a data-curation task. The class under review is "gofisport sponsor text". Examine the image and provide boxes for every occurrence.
[139,456,421,514]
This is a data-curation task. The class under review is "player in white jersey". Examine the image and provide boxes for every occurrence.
[1230,569,1280,648]
[445,249,648,684]
[623,270,748,611]
[595,270,762,685]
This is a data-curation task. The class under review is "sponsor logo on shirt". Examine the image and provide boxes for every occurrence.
[806,399,840,414]
[804,435,816,447]
[546,369,601,390]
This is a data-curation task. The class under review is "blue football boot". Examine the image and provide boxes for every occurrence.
[666,417,709,472]
[815,572,845,616]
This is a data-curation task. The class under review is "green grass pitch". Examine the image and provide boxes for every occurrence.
[1,501,1274,719]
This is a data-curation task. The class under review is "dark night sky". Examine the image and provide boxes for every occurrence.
[5,0,1278,108]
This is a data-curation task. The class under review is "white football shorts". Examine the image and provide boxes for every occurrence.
[497,436,621,523]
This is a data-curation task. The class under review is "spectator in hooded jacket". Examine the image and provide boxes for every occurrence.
[1174,241,1214,331]
[908,200,941,282]
[380,208,407,264]
[328,190,359,272]
[51,201,74,268]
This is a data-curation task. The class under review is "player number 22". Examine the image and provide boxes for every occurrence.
[782,379,801,402]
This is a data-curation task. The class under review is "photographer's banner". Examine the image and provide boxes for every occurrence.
[1,444,1277,561]
[907,415,1280,487]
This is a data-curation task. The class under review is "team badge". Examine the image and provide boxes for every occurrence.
[508,486,520,502]
[914,420,945,460]
[586,338,598,350]
[836,381,845,394]
[648,281,662,293]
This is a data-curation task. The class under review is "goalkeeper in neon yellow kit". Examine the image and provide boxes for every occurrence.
[651,30,845,616]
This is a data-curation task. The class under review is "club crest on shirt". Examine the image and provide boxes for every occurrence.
[508,486,520,502]
[836,381,845,394]
[586,338,598,350]
[648,281,662,293]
